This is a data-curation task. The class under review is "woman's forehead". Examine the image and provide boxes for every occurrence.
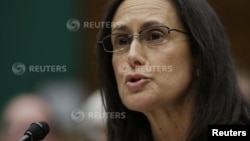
[112,0,181,30]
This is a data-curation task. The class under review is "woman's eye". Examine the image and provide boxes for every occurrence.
[112,34,130,46]
[146,31,164,41]
[151,33,161,40]
[117,37,129,45]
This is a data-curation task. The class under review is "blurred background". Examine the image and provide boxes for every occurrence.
[0,0,249,141]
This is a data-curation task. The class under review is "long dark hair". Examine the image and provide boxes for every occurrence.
[96,0,250,141]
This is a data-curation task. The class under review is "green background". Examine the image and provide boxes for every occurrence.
[0,0,87,115]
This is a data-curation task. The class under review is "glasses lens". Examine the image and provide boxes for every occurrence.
[102,34,130,52]
[111,34,130,52]
[141,26,169,45]
[101,26,170,52]
[102,35,113,52]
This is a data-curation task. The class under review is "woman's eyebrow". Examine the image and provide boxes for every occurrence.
[111,21,165,32]
[112,25,128,32]
[140,21,165,29]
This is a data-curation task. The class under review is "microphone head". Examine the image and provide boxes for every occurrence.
[24,121,50,140]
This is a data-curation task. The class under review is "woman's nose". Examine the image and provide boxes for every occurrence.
[127,37,146,68]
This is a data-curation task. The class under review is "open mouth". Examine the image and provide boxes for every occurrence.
[125,74,150,89]
[129,77,142,83]
[125,74,150,84]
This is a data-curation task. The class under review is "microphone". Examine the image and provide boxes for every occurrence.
[19,121,50,141]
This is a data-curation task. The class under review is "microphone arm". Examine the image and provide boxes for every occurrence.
[19,134,33,141]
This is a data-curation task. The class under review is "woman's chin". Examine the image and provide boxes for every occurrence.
[123,91,159,112]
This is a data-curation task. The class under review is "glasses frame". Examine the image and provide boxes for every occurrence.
[98,25,188,53]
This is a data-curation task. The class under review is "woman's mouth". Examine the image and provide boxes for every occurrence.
[125,74,151,89]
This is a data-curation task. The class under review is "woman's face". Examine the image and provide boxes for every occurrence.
[112,0,195,112]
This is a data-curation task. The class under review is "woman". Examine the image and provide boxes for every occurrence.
[96,0,250,141]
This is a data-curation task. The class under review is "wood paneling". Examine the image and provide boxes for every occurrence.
[208,0,250,70]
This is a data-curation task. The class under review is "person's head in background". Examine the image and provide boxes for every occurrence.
[96,0,250,141]
[0,94,63,141]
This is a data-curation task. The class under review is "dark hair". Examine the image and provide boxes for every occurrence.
[96,0,250,141]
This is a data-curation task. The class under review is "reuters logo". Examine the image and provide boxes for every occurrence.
[12,62,26,75]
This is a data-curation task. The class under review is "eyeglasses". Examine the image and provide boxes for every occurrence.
[98,25,188,53]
